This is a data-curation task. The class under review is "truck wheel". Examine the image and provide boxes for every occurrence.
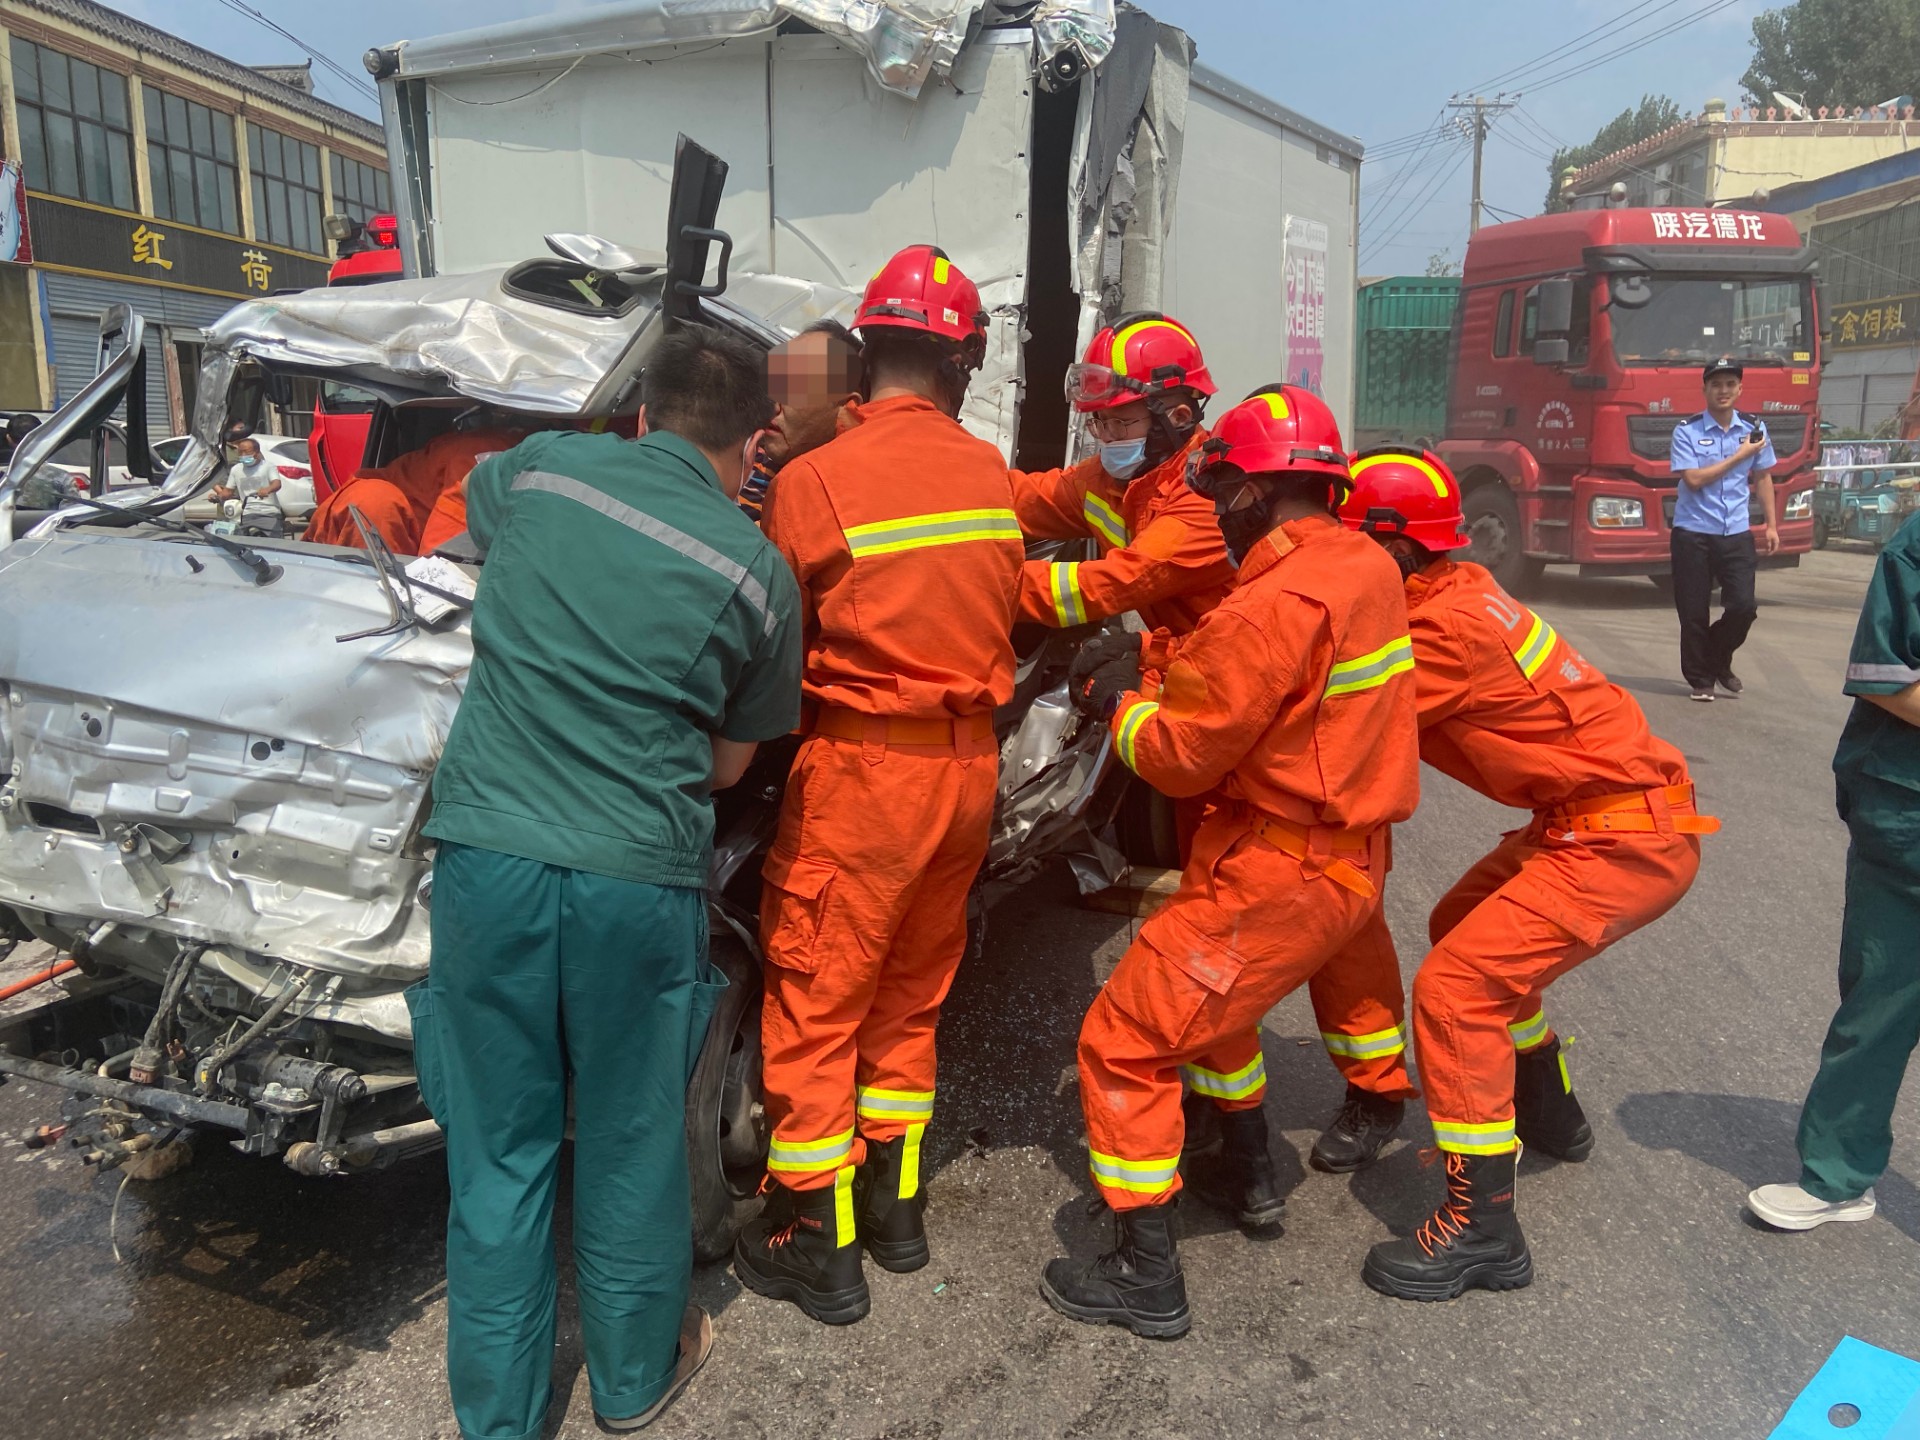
[1812,516,1829,550]
[687,930,767,1263]
[1461,484,1543,594]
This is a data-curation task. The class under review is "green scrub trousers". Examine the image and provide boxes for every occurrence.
[408,841,723,1440]
[1797,772,1920,1203]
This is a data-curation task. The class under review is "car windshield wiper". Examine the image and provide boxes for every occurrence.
[52,494,282,585]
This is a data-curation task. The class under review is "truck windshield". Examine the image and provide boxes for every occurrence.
[1610,277,1811,367]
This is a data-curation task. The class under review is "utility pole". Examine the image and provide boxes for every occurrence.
[1448,94,1514,234]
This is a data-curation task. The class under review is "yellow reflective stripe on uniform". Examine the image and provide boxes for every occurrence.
[1431,1119,1518,1155]
[900,1123,925,1201]
[1321,1025,1407,1060]
[1083,492,1130,549]
[1514,612,1559,679]
[843,508,1021,558]
[856,1086,935,1121]
[1182,1053,1268,1101]
[1324,635,1415,698]
[833,1164,856,1247]
[1088,1148,1181,1194]
[1114,699,1159,773]
[1508,1010,1550,1051]
[768,1126,856,1172]
[1050,562,1089,626]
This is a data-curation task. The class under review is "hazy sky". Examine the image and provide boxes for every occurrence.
[119,0,1786,274]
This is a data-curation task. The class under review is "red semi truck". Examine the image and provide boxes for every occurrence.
[308,212,405,500]
[1437,206,1820,591]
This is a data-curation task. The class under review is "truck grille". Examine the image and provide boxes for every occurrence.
[1629,414,1808,463]
[1660,494,1773,527]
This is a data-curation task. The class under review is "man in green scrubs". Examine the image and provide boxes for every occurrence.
[1749,510,1920,1232]
[413,325,802,1438]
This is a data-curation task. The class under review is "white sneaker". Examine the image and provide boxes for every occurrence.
[1746,1183,1877,1231]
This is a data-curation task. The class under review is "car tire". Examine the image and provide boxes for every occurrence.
[687,929,767,1263]
[1461,483,1543,595]
[1812,516,1829,549]
[1115,779,1183,871]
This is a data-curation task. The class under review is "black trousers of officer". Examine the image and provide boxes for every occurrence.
[1671,527,1758,688]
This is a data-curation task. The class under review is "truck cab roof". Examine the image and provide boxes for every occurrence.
[1463,207,1807,283]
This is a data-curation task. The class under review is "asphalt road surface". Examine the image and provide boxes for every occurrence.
[0,548,1910,1440]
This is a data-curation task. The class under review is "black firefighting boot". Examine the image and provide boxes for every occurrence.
[734,1174,870,1325]
[1186,1107,1287,1230]
[1513,1037,1594,1161]
[855,1134,929,1273]
[1361,1148,1533,1302]
[1309,1084,1406,1173]
[1041,1200,1191,1339]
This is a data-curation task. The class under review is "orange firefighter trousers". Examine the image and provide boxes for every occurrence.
[1414,813,1702,1154]
[758,723,997,1189]
[1077,811,1411,1209]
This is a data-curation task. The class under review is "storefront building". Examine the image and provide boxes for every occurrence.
[0,0,388,431]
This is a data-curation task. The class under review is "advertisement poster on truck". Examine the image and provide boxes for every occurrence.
[1284,215,1327,395]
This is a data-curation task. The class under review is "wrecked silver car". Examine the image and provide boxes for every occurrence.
[0,142,1171,1260]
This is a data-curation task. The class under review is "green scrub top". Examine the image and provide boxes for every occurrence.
[1834,511,1920,801]
[425,429,803,888]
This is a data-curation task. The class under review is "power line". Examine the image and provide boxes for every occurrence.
[1519,0,1745,95]
[1462,0,1683,94]
[1365,128,1467,238]
[1364,145,1473,264]
[211,0,381,105]
[1362,109,1456,226]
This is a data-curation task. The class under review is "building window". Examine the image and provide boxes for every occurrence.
[247,123,323,254]
[329,153,392,227]
[144,90,239,234]
[9,37,135,209]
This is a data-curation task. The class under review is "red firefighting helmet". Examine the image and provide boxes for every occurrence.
[1339,447,1470,552]
[1186,385,1349,495]
[1066,312,1217,412]
[854,244,990,344]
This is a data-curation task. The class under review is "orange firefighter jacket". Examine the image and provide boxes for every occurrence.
[1405,559,1689,810]
[305,428,519,555]
[762,395,1024,718]
[1011,430,1234,635]
[1110,515,1421,833]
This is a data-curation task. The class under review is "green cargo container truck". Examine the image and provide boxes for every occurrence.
[1352,276,1459,453]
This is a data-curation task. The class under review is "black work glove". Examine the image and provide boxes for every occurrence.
[1073,653,1145,720]
[1069,628,1143,690]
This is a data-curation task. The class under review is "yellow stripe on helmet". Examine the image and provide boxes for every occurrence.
[1110,317,1198,376]
[1351,451,1451,498]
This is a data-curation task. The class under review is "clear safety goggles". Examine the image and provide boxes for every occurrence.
[1066,362,1158,408]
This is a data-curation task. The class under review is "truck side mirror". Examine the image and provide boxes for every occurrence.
[1535,278,1575,336]
[1534,338,1570,366]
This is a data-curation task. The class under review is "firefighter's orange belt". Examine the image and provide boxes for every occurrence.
[809,705,998,756]
[1545,782,1721,835]
[1247,814,1379,899]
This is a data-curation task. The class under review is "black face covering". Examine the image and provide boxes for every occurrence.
[1216,488,1275,567]
[1390,543,1425,581]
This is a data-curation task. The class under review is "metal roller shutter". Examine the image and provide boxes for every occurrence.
[39,273,239,435]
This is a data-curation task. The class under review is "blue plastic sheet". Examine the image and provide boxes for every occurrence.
[1769,1337,1920,1439]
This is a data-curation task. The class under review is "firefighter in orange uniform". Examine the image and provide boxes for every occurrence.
[734,246,1024,1325]
[1012,315,1232,637]
[1040,387,1420,1338]
[306,426,521,555]
[1337,449,1715,1301]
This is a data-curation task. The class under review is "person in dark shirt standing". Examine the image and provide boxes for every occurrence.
[414,325,802,1439]
[1668,359,1778,702]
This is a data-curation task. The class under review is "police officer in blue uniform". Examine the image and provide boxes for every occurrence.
[1668,358,1778,702]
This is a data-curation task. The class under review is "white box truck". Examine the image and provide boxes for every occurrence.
[366,0,1363,469]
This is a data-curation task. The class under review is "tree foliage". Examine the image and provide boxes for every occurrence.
[1544,94,1683,212]
[1743,0,1920,111]
[1425,250,1461,277]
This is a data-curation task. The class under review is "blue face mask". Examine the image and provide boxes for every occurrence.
[1099,437,1148,480]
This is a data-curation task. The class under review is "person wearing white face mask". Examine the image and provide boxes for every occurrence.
[1008,313,1232,642]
